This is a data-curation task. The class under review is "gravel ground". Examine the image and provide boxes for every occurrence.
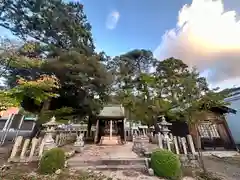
[95,169,164,180]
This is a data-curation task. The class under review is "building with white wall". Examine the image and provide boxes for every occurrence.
[225,88,240,146]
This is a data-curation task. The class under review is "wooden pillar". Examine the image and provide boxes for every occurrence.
[110,120,112,140]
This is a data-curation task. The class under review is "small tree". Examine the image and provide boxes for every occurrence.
[182,90,229,172]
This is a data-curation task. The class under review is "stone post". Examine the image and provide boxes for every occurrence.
[157,133,163,149]
[20,139,30,159]
[181,137,188,155]
[187,135,196,154]
[173,136,180,154]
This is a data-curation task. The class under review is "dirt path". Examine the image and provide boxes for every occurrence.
[203,156,240,180]
[0,144,13,165]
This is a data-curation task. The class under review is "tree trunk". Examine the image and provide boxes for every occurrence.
[30,99,50,138]
[87,115,93,137]
[30,123,43,138]
[153,116,160,135]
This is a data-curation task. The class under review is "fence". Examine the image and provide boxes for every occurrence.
[125,129,149,142]
[138,133,196,155]
[8,131,76,163]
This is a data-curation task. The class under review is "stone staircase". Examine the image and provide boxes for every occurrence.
[68,157,146,170]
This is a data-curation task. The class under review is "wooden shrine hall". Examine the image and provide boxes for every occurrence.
[94,104,126,145]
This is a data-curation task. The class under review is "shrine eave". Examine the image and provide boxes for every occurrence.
[97,104,125,120]
[97,116,125,120]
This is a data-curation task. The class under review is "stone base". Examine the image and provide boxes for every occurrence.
[44,143,56,151]
[179,154,200,168]
[74,141,84,147]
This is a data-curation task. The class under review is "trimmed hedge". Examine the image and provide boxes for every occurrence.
[151,149,182,180]
[38,148,65,174]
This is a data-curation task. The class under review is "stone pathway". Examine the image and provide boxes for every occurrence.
[203,156,240,180]
[70,142,139,161]
[68,142,161,180]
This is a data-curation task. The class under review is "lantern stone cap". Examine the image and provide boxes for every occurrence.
[159,118,172,126]
[43,116,59,126]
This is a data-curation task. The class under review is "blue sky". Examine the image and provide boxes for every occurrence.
[1,0,190,55]
[84,0,192,56]
[1,0,240,89]
[82,0,239,56]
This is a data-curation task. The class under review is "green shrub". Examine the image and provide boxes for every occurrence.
[38,148,65,174]
[151,149,182,180]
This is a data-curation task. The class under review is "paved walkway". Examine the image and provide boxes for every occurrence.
[69,142,162,180]
[70,142,138,161]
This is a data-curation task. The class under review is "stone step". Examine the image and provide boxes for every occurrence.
[70,164,146,170]
[100,136,120,145]
[68,158,146,166]
[101,136,119,140]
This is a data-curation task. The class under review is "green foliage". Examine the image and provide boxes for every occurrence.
[0,90,19,111]
[38,148,65,174]
[110,54,228,126]
[0,0,112,123]
[9,75,60,105]
[38,107,74,124]
[182,90,230,125]
[0,0,94,54]
[151,149,182,180]
[0,0,229,126]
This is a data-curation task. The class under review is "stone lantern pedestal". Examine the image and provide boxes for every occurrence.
[74,133,84,147]
[71,124,86,152]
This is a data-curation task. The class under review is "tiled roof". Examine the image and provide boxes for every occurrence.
[98,104,125,117]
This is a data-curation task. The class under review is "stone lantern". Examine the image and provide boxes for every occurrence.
[42,116,59,150]
[158,116,172,142]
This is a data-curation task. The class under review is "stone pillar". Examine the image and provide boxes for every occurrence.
[110,120,113,140]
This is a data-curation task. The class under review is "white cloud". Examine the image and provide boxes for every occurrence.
[154,0,240,84]
[106,10,120,30]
